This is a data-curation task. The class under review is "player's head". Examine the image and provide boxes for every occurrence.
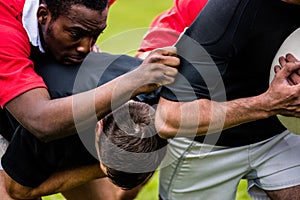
[37,0,108,64]
[96,101,168,189]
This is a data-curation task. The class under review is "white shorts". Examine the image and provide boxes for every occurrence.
[0,135,9,170]
[159,131,300,200]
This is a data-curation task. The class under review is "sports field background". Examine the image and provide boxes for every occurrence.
[43,0,252,199]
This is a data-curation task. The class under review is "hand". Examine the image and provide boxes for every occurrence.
[264,55,300,117]
[274,53,300,85]
[131,47,180,95]
[135,51,151,60]
[91,44,101,53]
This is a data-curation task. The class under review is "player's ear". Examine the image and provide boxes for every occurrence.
[37,4,50,25]
[95,120,104,139]
[95,120,104,161]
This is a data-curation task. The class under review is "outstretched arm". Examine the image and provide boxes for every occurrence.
[6,47,179,142]
[3,164,104,199]
[156,61,300,138]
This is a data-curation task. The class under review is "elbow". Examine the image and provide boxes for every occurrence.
[155,112,179,139]
[157,125,177,139]
[3,174,35,200]
[155,98,181,139]
[6,187,34,200]
[25,119,62,143]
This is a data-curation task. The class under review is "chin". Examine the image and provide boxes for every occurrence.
[54,56,72,65]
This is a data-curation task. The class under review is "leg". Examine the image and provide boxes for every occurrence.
[246,131,300,200]
[266,185,300,200]
[159,137,249,200]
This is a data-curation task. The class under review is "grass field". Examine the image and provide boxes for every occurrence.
[43,0,252,199]
[43,172,252,200]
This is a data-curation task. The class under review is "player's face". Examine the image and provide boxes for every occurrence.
[40,5,108,65]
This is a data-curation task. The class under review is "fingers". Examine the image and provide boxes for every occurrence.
[147,63,178,86]
[285,53,298,62]
[133,47,180,94]
[91,44,101,53]
[163,67,178,77]
[278,61,300,77]
[155,46,177,56]
[276,61,300,86]
[132,62,178,95]
[274,65,281,74]
[276,54,300,85]
[159,75,176,86]
[286,54,300,77]
[143,47,180,67]
[278,54,300,69]
[278,56,287,67]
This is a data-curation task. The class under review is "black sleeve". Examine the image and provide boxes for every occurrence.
[160,0,251,102]
[34,52,143,98]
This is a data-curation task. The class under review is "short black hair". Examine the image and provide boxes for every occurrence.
[44,0,108,21]
[98,101,168,190]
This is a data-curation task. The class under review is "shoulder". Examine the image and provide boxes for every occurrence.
[175,0,208,26]
[185,0,257,46]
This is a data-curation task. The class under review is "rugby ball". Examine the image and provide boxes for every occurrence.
[269,28,300,134]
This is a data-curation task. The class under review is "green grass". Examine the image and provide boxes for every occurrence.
[43,0,253,199]
[135,173,252,200]
[42,172,252,200]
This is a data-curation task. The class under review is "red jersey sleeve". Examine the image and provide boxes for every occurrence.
[138,0,208,52]
[109,0,116,7]
[0,0,47,108]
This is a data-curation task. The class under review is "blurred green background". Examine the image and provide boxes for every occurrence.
[98,0,174,55]
[43,0,252,199]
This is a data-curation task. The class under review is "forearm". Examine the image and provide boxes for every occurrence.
[155,95,271,138]
[6,73,150,142]
[6,48,179,142]
[4,164,104,199]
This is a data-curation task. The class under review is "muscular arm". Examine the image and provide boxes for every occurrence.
[156,62,300,138]
[3,164,104,199]
[5,48,179,142]
[155,96,269,138]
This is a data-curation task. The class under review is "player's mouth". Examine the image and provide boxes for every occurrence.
[67,56,85,64]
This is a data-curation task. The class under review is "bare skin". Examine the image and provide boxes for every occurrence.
[266,185,300,200]
[0,171,15,200]
[155,54,300,138]
[0,2,179,200]
[263,53,300,199]
[5,3,180,142]
[155,3,300,199]
[281,0,300,5]
[3,164,104,199]
[6,46,179,142]
[155,0,300,138]
[275,53,300,85]
[61,178,144,200]
[2,115,153,199]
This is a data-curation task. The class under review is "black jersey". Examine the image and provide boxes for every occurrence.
[1,52,144,187]
[161,0,300,146]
